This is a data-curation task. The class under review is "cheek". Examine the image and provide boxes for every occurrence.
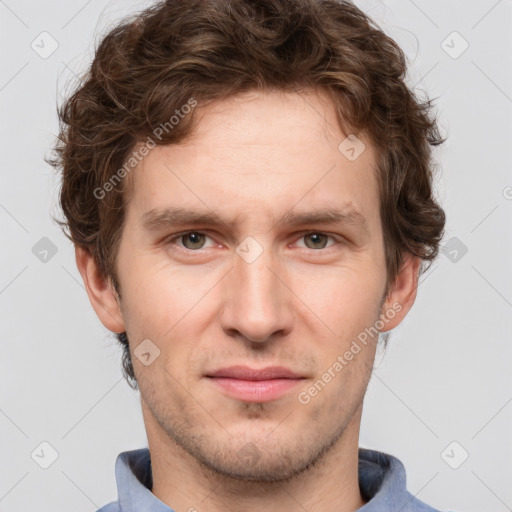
[119,259,222,372]
[294,261,385,321]
[118,262,176,339]
[296,274,385,384]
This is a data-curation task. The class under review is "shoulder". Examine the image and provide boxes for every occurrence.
[95,501,120,512]
[358,448,452,512]
[399,494,449,512]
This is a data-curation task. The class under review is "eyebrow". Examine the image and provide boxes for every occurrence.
[141,206,368,233]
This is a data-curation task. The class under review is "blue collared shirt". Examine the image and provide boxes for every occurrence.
[97,448,447,511]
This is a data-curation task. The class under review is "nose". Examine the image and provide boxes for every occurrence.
[219,242,294,344]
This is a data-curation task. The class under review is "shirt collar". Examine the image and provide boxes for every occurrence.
[357,448,424,511]
[113,447,437,512]
[116,448,171,511]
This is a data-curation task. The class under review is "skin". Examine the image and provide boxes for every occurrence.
[76,88,420,512]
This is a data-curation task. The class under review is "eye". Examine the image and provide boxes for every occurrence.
[170,231,215,251]
[166,230,340,252]
[296,232,337,250]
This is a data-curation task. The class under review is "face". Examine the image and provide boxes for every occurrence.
[81,89,417,482]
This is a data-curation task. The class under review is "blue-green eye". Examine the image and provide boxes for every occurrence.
[300,232,333,250]
[177,232,211,250]
[167,230,338,252]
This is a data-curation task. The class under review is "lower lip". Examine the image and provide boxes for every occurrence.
[206,377,303,402]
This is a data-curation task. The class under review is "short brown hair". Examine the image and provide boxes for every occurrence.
[50,0,446,389]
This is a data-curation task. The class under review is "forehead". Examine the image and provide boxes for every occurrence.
[124,89,380,231]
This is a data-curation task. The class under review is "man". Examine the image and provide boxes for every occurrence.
[51,0,449,510]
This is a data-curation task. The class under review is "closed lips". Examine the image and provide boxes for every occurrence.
[206,366,304,380]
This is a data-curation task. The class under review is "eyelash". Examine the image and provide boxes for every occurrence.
[165,231,342,253]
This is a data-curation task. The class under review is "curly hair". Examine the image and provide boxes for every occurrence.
[50,0,446,389]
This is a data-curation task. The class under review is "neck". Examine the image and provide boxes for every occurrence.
[146,403,366,512]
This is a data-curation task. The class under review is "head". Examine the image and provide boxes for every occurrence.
[51,0,445,482]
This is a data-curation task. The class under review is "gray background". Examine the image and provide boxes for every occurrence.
[1,0,511,510]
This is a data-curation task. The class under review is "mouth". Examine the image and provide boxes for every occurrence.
[205,366,306,403]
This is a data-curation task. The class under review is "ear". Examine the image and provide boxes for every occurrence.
[75,246,126,333]
[379,254,421,332]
